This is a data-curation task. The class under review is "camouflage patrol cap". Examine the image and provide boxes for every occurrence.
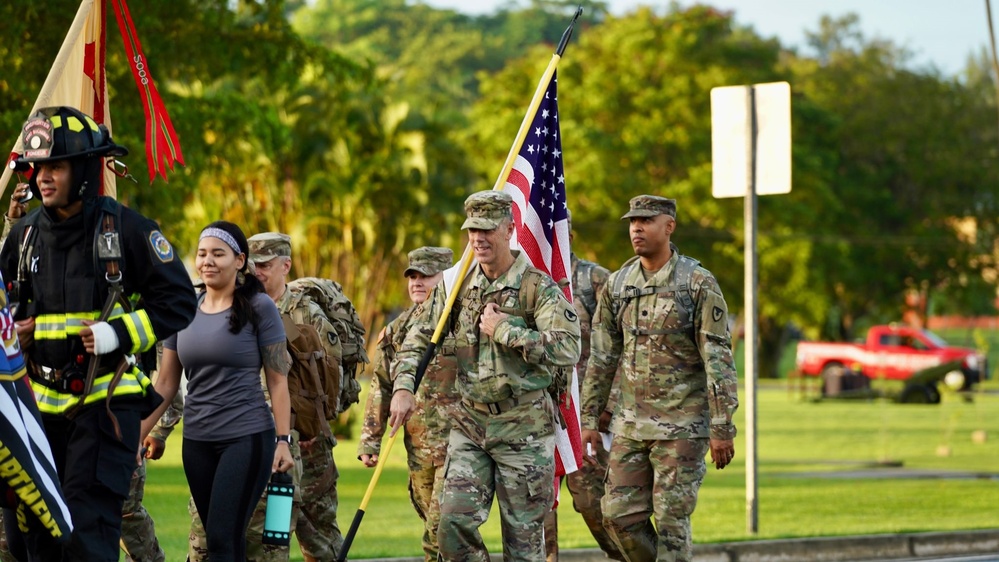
[247,232,292,263]
[620,195,677,220]
[404,246,453,277]
[461,190,514,230]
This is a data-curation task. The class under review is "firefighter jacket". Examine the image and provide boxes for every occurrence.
[0,197,197,415]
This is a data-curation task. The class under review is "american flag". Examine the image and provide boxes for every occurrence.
[0,275,73,540]
[502,71,583,477]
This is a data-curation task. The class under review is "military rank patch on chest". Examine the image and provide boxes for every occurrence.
[148,230,174,263]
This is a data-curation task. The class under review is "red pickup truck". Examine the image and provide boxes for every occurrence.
[795,324,987,390]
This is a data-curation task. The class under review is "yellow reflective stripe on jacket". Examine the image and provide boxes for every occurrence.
[121,310,155,354]
[34,304,130,340]
[31,366,150,415]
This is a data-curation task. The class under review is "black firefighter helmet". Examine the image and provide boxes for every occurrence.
[9,106,128,202]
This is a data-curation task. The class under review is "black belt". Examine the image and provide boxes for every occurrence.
[33,364,64,384]
[461,389,545,415]
[30,363,87,396]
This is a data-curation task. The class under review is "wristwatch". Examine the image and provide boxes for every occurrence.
[276,434,292,444]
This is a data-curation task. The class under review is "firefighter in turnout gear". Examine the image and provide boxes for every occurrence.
[0,106,197,561]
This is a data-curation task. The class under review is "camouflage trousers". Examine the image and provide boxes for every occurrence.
[407,460,445,562]
[121,460,166,562]
[289,437,342,561]
[544,449,624,562]
[602,437,708,562]
[0,511,14,562]
[439,399,556,562]
[565,443,624,561]
[190,435,342,562]
[543,492,556,562]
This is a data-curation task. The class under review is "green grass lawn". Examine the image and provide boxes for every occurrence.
[143,377,998,560]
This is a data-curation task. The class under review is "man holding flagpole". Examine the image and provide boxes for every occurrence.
[359,245,459,562]
[389,190,580,561]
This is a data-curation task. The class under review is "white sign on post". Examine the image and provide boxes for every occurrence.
[711,81,791,198]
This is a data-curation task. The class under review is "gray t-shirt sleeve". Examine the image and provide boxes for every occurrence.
[254,292,286,349]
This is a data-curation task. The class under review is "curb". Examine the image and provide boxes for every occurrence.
[692,530,999,562]
[358,530,999,561]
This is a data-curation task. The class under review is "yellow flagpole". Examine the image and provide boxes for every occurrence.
[336,10,583,561]
[0,0,95,198]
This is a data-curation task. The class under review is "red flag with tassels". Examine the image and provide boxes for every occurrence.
[110,0,184,183]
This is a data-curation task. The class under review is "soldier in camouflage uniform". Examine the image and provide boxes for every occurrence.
[543,212,624,562]
[0,519,15,562]
[581,195,740,562]
[358,246,458,562]
[118,388,184,562]
[248,232,344,562]
[390,191,581,562]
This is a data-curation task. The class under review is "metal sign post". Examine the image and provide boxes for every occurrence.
[711,81,791,535]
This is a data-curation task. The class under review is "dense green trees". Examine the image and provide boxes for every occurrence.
[0,1,995,369]
[466,6,998,375]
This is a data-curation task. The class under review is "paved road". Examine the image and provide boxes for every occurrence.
[858,554,999,562]
[361,531,999,561]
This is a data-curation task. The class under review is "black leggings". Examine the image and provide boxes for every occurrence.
[183,429,274,562]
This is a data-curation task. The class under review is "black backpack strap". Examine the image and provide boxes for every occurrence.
[67,200,132,436]
[12,212,40,316]
[609,257,639,321]
[574,260,597,317]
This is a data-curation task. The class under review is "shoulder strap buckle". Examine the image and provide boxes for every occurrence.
[98,211,123,286]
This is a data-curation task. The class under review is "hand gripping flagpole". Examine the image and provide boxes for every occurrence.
[335,7,583,561]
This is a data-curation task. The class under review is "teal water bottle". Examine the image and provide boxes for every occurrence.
[262,471,294,546]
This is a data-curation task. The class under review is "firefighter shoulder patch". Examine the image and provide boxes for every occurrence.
[148,231,175,263]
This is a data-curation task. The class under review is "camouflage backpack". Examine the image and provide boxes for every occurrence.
[572,259,601,318]
[512,270,572,411]
[287,277,369,413]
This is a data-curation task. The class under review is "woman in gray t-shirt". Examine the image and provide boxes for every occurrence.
[142,221,293,562]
